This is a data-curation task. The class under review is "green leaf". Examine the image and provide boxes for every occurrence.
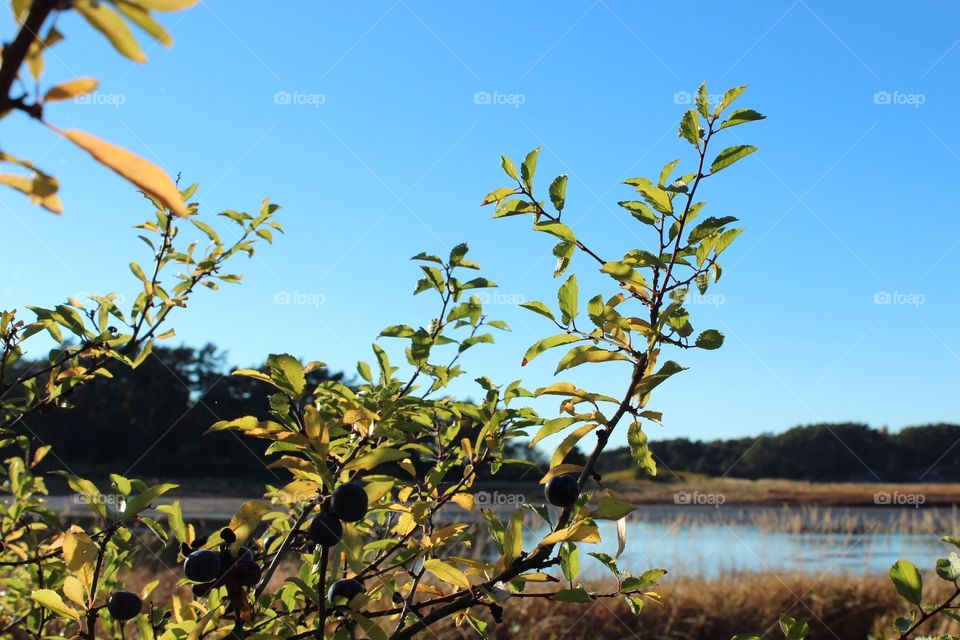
[889,560,923,605]
[716,85,747,115]
[658,160,680,188]
[423,559,470,590]
[600,261,648,291]
[411,252,442,264]
[503,509,524,563]
[31,590,80,621]
[636,360,686,396]
[380,325,415,338]
[694,83,710,118]
[531,417,579,446]
[618,200,657,225]
[553,241,574,277]
[123,483,177,519]
[521,147,540,189]
[492,198,534,218]
[522,334,582,366]
[695,329,724,350]
[356,361,372,382]
[714,228,744,255]
[551,423,597,468]
[343,448,409,472]
[549,174,568,212]
[560,542,579,581]
[591,496,638,520]
[623,177,672,215]
[449,242,469,266]
[75,0,146,62]
[353,614,388,640]
[266,353,306,397]
[557,274,578,324]
[519,300,555,322]
[554,588,591,603]
[687,216,738,243]
[710,145,757,174]
[719,108,766,130]
[501,155,518,180]
[481,187,516,207]
[534,220,576,243]
[938,553,960,581]
[627,422,656,476]
[555,346,631,374]
[679,109,700,146]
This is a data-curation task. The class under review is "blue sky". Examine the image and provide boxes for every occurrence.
[2,1,959,449]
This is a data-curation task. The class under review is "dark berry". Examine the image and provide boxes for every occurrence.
[184,549,221,583]
[545,475,580,508]
[307,512,343,547]
[192,582,213,598]
[235,560,261,587]
[331,482,368,523]
[106,591,142,620]
[327,578,364,604]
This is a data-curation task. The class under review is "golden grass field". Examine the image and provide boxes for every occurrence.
[122,566,959,640]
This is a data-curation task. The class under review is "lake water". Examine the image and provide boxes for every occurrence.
[483,504,959,578]
[45,496,959,578]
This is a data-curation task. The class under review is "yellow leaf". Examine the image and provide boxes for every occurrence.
[132,0,200,10]
[449,493,474,511]
[59,129,188,216]
[0,172,62,214]
[539,522,601,547]
[74,0,146,63]
[539,464,584,485]
[422,559,470,590]
[227,500,270,546]
[62,576,86,607]
[115,2,173,46]
[63,531,98,587]
[43,78,98,103]
[140,579,159,600]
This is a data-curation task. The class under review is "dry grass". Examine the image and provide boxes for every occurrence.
[120,564,960,640]
[430,573,960,640]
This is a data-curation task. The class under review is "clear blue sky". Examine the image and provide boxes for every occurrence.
[2,1,958,449]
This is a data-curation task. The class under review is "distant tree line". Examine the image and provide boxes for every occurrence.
[9,344,542,483]
[599,423,960,482]
[8,343,957,484]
